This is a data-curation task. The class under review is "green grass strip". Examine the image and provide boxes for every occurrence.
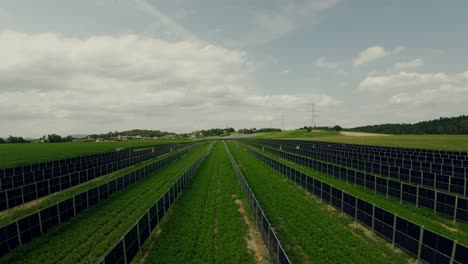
[227,141,411,264]
[0,144,210,264]
[136,142,257,264]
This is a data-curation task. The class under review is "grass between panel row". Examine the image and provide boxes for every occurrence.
[135,142,258,264]
[255,141,464,198]
[0,145,197,226]
[0,140,191,169]
[227,141,411,264]
[0,144,210,264]
[244,143,468,245]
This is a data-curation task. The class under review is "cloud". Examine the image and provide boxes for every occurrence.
[0,31,340,136]
[315,56,342,69]
[357,70,468,106]
[394,58,424,69]
[352,46,404,66]
[358,71,456,92]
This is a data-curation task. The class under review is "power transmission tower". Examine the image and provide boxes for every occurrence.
[281,112,285,130]
[311,103,319,128]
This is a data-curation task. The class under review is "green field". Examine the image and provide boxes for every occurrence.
[227,141,410,263]
[245,143,468,245]
[0,144,208,264]
[0,140,190,168]
[255,129,339,138]
[254,129,468,151]
[0,145,195,226]
[137,143,260,264]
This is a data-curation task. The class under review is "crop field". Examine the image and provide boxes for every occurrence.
[136,143,262,264]
[1,136,467,264]
[0,143,209,263]
[0,140,189,168]
[227,141,410,263]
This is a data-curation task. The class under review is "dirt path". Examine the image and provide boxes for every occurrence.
[232,194,269,264]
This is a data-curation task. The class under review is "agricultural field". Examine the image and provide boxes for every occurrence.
[0,140,189,168]
[0,144,209,264]
[255,129,468,152]
[244,143,468,245]
[1,136,466,264]
[136,143,264,264]
[255,129,340,139]
[227,141,410,263]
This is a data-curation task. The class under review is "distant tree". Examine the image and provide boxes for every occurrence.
[333,125,343,132]
[0,138,5,144]
[7,136,28,143]
[47,134,63,143]
[350,115,468,135]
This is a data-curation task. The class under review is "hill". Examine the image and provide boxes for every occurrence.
[350,115,468,134]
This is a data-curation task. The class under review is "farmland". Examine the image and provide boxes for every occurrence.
[0,134,467,264]
[137,143,261,264]
[254,129,468,152]
[0,140,189,168]
[227,141,410,263]
[0,143,209,264]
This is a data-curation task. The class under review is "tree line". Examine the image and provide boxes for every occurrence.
[238,128,282,134]
[88,129,175,139]
[0,136,30,144]
[350,115,468,134]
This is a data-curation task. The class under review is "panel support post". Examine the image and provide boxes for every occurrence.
[392,213,397,248]
[450,240,457,264]
[417,225,424,263]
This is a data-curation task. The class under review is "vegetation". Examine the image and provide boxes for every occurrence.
[255,129,340,139]
[0,145,197,226]
[2,136,30,144]
[246,143,468,245]
[238,128,281,134]
[310,134,468,152]
[44,134,74,143]
[138,143,257,264]
[0,140,189,168]
[88,129,176,139]
[227,141,410,263]
[193,127,236,137]
[350,115,468,134]
[0,145,209,264]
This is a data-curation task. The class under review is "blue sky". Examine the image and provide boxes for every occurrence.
[0,0,467,136]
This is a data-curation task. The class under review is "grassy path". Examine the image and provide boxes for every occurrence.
[138,142,265,264]
[0,145,208,264]
[227,141,411,264]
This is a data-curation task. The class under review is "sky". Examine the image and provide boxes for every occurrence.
[0,0,467,137]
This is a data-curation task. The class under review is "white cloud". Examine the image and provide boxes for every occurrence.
[394,58,424,69]
[357,70,468,106]
[358,71,455,92]
[352,45,404,66]
[0,31,340,136]
[315,56,341,69]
